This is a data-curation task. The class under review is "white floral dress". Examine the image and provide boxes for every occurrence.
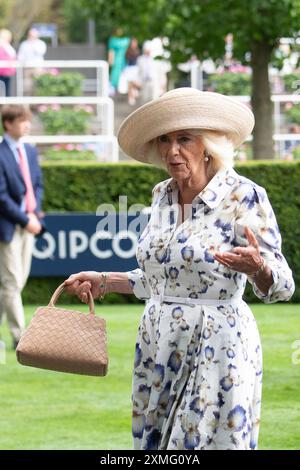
[127,166,294,450]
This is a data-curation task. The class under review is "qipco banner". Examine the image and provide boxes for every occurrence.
[31,212,150,277]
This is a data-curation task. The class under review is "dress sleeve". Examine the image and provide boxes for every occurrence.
[127,268,151,300]
[234,185,295,303]
[125,181,162,300]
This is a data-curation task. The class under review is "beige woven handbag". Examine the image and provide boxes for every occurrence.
[16,283,108,376]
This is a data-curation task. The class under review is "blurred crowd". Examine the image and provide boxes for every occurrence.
[0,27,47,96]
[107,30,171,106]
[1,26,299,162]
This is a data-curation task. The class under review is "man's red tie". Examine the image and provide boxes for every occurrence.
[17,146,37,213]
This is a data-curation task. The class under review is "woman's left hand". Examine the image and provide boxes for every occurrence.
[214,225,264,276]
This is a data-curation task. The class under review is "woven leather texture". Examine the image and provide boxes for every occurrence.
[16,306,108,376]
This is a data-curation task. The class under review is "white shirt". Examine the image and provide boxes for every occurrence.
[4,132,29,212]
[17,39,47,62]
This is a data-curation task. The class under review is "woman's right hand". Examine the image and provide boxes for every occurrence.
[64,271,106,303]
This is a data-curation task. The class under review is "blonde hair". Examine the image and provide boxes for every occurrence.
[146,129,235,178]
[0,29,12,43]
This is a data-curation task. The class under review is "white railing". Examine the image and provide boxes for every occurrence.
[230,95,300,158]
[0,96,118,161]
[0,60,109,97]
[191,64,300,158]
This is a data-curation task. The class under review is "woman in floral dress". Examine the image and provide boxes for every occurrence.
[65,88,295,450]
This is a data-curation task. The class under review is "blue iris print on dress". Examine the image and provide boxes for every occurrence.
[202,188,217,202]
[197,271,214,293]
[189,396,208,418]
[225,175,236,186]
[158,380,172,413]
[214,219,232,244]
[263,226,280,249]
[169,209,175,226]
[250,437,257,450]
[136,384,151,409]
[214,218,232,233]
[230,434,240,447]
[145,428,162,449]
[218,305,236,327]
[169,266,180,282]
[204,249,215,263]
[227,348,235,358]
[219,288,229,299]
[187,287,201,299]
[134,343,142,368]
[217,392,225,408]
[142,329,150,345]
[154,243,171,264]
[227,405,247,432]
[167,349,184,374]
[204,346,215,362]
[202,327,212,340]
[166,267,180,289]
[220,375,234,392]
[223,269,232,279]
[176,230,189,243]
[183,426,201,449]
[227,314,236,327]
[241,188,259,210]
[170,318,189,333]
[148,304,157,327]
[181,245,194,262]
[212,411,221,432]
[153,364,165,390]
[143,357,154,370]
[132,411,146,438]
[130,168,294,450]
[171,306,184,320]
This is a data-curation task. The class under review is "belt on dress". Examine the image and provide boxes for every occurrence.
[150,294,243,307]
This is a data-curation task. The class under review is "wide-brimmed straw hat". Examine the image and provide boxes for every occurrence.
[117,87,255,163]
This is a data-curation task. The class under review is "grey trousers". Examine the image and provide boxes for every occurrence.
[0,225,34,341]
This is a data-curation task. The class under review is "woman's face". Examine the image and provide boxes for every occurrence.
[157,130,206,180]
[131,38,138,48]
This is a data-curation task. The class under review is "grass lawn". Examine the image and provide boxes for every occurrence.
[0,303,299,450]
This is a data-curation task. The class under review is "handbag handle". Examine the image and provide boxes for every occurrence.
[49,283,95,315]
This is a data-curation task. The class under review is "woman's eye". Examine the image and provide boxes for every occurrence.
[179,136,190,143]
[158,135,168,143]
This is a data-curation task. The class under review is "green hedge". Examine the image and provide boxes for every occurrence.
[24,161,300,304]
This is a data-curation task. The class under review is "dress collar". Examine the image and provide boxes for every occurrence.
[163,166,238,209]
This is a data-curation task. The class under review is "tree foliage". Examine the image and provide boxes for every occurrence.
[78,0,300,65]
[0,0,54,44]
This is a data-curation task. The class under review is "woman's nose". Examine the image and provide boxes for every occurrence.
[167,139,180,157]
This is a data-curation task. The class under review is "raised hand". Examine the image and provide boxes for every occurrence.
[214,225,264,276]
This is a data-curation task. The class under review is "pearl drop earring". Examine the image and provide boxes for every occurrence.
[204,151,209,162]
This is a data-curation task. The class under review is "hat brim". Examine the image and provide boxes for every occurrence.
[117,88,255,163]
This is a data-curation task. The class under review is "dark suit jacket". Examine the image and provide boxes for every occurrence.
[0,139,44,242]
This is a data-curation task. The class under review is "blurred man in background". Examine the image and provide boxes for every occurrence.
[0,105,44,348]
